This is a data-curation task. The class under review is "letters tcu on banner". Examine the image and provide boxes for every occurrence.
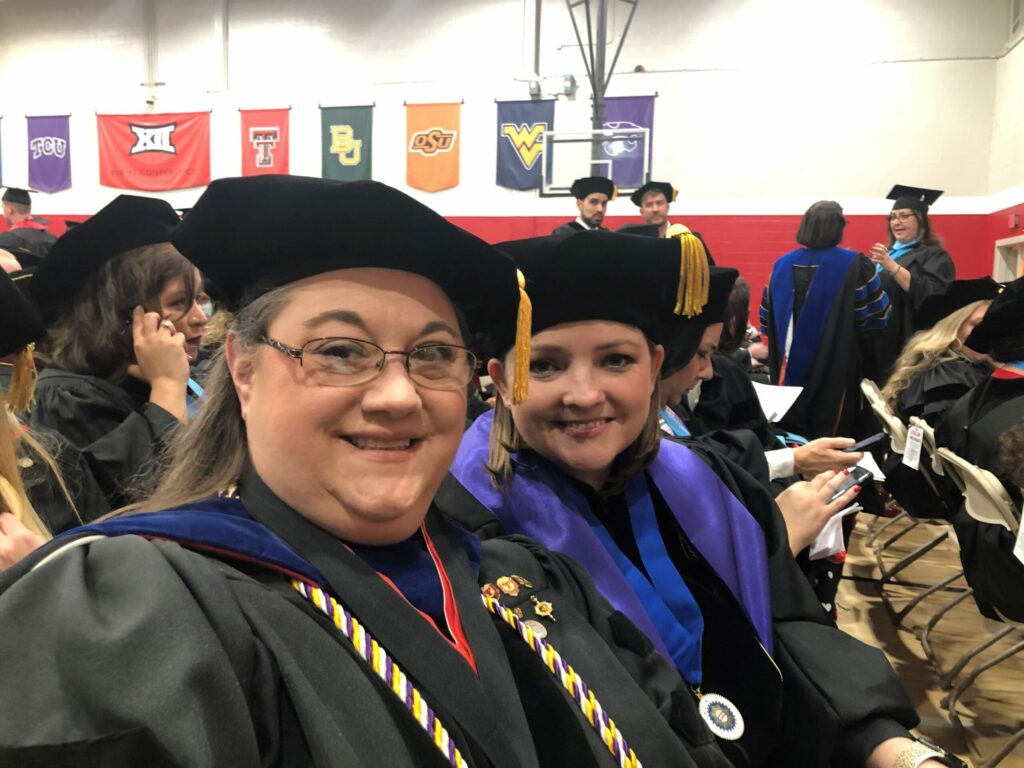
[97,112,211,191]
[27,115,72,193]
[601,95,655,189]
[406,103,460,192]
[496,100,554,191]
[320,106,373,181]
[240,108,289,176]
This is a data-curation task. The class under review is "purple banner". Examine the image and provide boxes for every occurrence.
[28,115,71,193]
[601,95,654,190]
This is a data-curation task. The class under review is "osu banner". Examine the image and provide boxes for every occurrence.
[406,103,459,192]
[97,112,211,191]
[28,115,71,193]
[496,100,553,191]
[240,108,289,176]
[601,95,655,190]
[320,105,372,181]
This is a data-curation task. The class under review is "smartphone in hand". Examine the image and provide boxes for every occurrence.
[829,466,872,503]
[841,433,885,453]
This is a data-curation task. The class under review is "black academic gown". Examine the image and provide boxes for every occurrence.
[935,376,1024,621]
[897,357,990,428]
[866,243,955,384]
[0,466,722,768]
[0,222,56,263]
[28,367,180,507]
[444,448,919,768]
[551,220,588,235]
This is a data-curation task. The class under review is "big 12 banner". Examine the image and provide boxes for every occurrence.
[97,112,211,190]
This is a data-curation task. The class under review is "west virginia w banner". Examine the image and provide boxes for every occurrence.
[406,103,459,192]
[320,105,373,181]
[240,108,289,176]
[97,112,211,191]
[496,100,553,190]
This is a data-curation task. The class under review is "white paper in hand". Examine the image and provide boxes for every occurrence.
[751,381,803,423]
[809,505,862,561]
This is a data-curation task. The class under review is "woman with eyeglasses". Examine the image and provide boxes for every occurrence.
[0,177,736,768]
[865,185,955,383]
[27,195,207,507]
[451,231,954,768]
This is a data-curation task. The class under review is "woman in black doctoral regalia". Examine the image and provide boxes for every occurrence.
[936,277,1024,623]
[0,176,759,768]
[865,185,956,383]
[27,195,208,507]
[451,230,958,768]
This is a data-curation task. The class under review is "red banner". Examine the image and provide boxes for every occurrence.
[97,112,211,191]
[240,108,290,176]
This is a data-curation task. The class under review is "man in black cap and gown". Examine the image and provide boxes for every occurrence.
[552,176,616,235]
[0,187,56,266]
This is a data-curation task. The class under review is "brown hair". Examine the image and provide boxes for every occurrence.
[718,278,750,354]
[45,243,196,380]
[999,423,1024,490]
[796,201,846,250]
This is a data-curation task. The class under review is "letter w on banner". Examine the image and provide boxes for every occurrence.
[496,100,554,191]
[28,115,72,193]
[97,112,211,191]
[240,108,290,176]
[406,103,460,192]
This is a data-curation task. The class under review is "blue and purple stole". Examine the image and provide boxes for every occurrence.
[451,411,774,665]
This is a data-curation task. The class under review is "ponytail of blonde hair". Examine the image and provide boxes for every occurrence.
[1,403,51,539]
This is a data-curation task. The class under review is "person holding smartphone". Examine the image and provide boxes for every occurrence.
[27,195,207,507]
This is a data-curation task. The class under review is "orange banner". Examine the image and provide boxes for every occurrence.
[406,103,460,192]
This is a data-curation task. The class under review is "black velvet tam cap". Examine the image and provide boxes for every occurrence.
[887,185,943,214]
[2,187,31,206]
[629,181,677,208]
[964,277,1024,355]
[661,266,739,375]
[30,195,179,324]
[0,270,43,358]
[170,175,525,365]
[570,176,616,200]
[914,277,1002,331]
[494,230,709,353]
[616,223,662,238]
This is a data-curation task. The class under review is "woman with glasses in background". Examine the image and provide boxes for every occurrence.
[27,196,207,507]
[866,185,955,383]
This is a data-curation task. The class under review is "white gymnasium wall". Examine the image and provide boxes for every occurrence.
[0,0,1018,217]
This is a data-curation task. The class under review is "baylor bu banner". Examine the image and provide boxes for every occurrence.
[320,105,373,182]
[406,103,459,192]
[97,112,211,191]
[240,108,289,176]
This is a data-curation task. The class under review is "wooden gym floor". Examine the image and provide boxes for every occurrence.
[838,515,1024,767]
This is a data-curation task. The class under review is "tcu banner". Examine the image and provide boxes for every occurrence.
[601,95,655,190]
[240,108,289,176]
[28,116,71,193]
[406,103,460,192]
[496,100,554,191]
[320,105,373,182]
[97,112,211,191]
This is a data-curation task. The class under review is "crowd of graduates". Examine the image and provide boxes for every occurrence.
[0,173,1018,767]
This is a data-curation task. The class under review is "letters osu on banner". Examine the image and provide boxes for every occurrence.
[406,103,460,192]
[97,112,211,191]
[320,106,373,182]
[240,108,290,176]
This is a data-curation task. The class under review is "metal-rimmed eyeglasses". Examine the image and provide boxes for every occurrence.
[262,336,478,391]
[888,212,916,223]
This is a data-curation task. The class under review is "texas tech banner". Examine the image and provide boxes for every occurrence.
[97,112,211,191]
[406,103,459,192]
[496,100,553,190]
[320,105,373,182]
[240,108,290,176]
[28,115,71,193]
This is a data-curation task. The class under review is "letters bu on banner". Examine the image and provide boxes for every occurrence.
[240,108,289,176]
[320,106,373,182]
[496,100,554,191]
[406,103,460,192]
[28,115,71,193]
[601,95,655,190]
[97,112,211,191]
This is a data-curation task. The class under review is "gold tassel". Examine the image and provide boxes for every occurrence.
[668,231,710,318]
[610,186,619,201]
[512,270,532,404]
[7,343,37,414]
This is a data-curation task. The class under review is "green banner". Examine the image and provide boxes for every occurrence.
[320,105,373,181]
